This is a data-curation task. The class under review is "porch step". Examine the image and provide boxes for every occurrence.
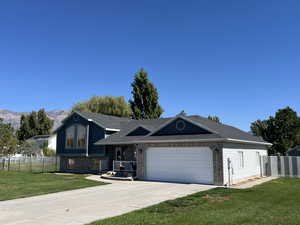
[101,174,134,181]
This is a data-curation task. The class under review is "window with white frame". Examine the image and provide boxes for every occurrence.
[238,151,244,168]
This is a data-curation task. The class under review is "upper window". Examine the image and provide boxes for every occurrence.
[65,124,87,149]
[238,151,244,168]
[66,126,76,148]
[77,124,87,148]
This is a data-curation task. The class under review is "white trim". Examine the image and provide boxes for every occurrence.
[96,137,271,146]
[53,111,121,133]
[105,128,120,132]
[146,115,217,136]
[226,138,272,146]
[86,124,89,157]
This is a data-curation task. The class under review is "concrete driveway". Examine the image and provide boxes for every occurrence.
[0,176,215,225]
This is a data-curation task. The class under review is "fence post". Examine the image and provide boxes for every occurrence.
[2,158,5,171]
[42,157,45,173]
[30,156,32,172]
[55,156,58,172]
[8,157,10,171]
[18,158,21,171]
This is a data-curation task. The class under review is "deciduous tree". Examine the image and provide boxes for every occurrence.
[251,107,300,155]
[72,96,132,117]
[208,115,221,124]
[0,118,17,155]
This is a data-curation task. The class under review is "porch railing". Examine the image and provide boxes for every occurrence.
[113,160,136,173]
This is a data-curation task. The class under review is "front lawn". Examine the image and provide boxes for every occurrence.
[0,171,107,201]
[90,178,300,225]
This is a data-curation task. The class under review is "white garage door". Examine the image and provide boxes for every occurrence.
[145,147,214,184]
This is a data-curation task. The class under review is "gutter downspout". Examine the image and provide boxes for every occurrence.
[86,123,89,157]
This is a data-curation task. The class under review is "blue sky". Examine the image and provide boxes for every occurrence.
[0,0,299,131]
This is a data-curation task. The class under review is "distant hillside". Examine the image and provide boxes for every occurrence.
[0,109,69,131]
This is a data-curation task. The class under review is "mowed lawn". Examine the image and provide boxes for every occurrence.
[0,171,107,201]
[90,178,300,225]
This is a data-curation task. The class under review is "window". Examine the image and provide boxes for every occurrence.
[67,158,76,169]
[66,126,75,148]
[65,124,87,149]
[176,119,186,131]
[77,125,87,148]
[238,151,244,168]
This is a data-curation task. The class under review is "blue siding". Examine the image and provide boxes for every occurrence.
[56,113,105,156]
[127,127,150,136]
[88,123,105,156]
[152,118,212,136]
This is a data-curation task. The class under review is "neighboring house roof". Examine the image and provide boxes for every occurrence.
[288,146,300,154]
[95,115,271,146]
[27,135,51,141]
[54,111,132,133]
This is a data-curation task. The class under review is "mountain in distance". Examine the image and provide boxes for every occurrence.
[0,109,69,131]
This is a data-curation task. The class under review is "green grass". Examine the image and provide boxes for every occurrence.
[89,178,300,225]
[0,171,107,201]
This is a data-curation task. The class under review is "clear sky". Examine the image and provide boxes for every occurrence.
[0,0,299,131]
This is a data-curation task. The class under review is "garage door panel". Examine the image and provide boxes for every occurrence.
[145,147,213,184]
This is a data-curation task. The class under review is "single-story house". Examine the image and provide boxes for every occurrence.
[55,111,271,185]
[288,146,300,156]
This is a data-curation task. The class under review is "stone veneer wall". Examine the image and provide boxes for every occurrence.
[135,142,224,185]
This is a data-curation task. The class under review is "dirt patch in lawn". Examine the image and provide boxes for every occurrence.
[202,194,230,203]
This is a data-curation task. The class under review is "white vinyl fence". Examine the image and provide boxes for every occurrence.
[261,156,300,178]
[0,156,59,173]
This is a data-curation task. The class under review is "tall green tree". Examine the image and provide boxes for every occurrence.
[208,115,221,124]
[251,107,300,155]
[37,109,54,135]
[17,109,53,141]
[129,68,163,119]
[72,96,132,117]
[17,115,31,141]
[0,118,17,155]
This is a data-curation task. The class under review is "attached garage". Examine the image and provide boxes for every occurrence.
[145,147,214,184]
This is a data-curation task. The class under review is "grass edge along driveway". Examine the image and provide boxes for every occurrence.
[0,171,107,201]
[89,178,300,225]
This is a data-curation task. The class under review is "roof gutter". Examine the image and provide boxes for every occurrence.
[95,138,271,146]
[105,128,120,132]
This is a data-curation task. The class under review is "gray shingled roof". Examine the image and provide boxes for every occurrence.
[53,111,132,133]
[76,111,131,129]
[95,115,270,146]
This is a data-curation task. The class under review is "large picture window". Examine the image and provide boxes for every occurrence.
[65,124,87,149]
[66,126,75,148]
[77,124,87,148]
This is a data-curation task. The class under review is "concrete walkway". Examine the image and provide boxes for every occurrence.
[0,176,215,225]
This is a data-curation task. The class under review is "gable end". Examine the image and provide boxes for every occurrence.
[127,126,150,136]
[152,118,212,136]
